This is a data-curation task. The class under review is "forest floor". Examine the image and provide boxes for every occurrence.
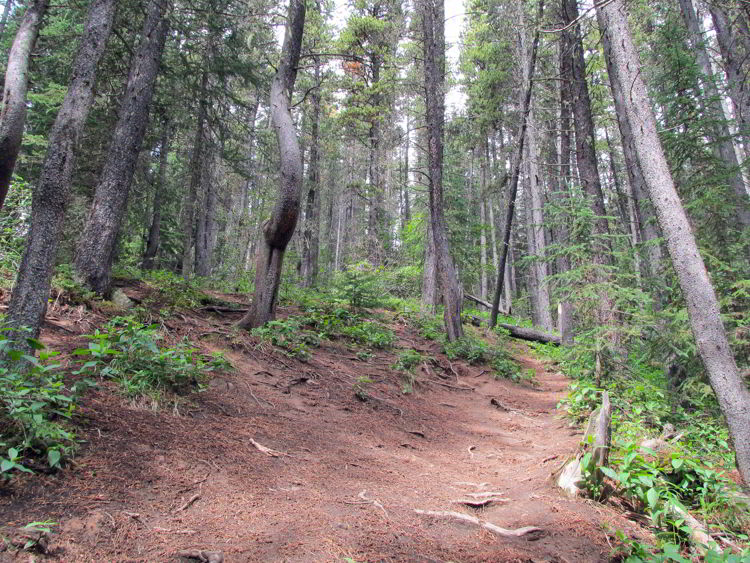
[0,282,652,562]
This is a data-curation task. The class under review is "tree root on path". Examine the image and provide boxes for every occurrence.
[414,509,542,538]
[249,438,289,457]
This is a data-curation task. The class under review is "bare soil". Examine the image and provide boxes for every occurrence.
[0,285,649,562]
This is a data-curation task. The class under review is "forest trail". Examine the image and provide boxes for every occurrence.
[0,286,646,562]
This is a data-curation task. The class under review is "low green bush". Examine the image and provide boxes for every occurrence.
[74,317,226,399]
[0,337,82,476]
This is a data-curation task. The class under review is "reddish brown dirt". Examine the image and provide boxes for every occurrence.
[0,287,648,562]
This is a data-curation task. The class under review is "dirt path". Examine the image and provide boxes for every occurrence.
[0,304,644,562]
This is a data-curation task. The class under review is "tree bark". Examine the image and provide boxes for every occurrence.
[597,0,750,486]
[679,0,750,230]
[301,54,322,288]
[194,148,217,277]
[5,0,114,342]
[237,0,305,329]
[0,0,48,212]
[143,117,171,270]
[73,0,168,296]
[420,0,463,341]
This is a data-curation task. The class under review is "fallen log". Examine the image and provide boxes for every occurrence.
[469,315,561,345]
[465,294,509,315]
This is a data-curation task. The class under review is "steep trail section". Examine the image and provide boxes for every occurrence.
[0,301,644,562]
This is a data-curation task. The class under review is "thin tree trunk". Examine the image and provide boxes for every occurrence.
[564,0,616,349]
[600,22,665,293]
[420,0,463,341]
[679,0,750,230]
[597,0,750,486]
[0,0,48,211]
[479,145,488,303]
[403,112,411,228]
[181,68,208,277]
[711,4,750,165]
[73,0,168,295]
[195,148,216,277]
[237,0,305,329]
[490,0,544,328]
[6,0,114,342]
[143,117,170,270]
[421,217,438,314]
[301,53,322,288]
[526,106,553,330]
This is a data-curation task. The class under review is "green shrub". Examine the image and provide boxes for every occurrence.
[332,262,384,309]
[74,318,224,398]
[0,338,82,475]
[409,313,443,341]
[252,318,316,360]
[338,321,394,348]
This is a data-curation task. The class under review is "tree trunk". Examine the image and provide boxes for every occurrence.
[490,0,544,328]
[421,216,439,314]
[597,0,750,486]
[679,0,750,230]
[0,0,48,212]
[479,145,488,303]
[181,68,208,277]
[73,0,168,296]
[195,149,216,277]
[143,118,170,270]
[5,0,114,342]
[420,0,463,341]
[237,0,305,329]
[0,0,14,39]
[525,102,553,329]
[599,21,666,298]
[301,54,322,288]
[711,3,750,176]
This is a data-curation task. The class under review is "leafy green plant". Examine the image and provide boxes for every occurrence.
[408,313,443,341]
[392,349,426,394]
[353,376,373,401]
[74,318,224,399]
[252,318,315,360]
[338,321,394,349]
[0,339,80,475]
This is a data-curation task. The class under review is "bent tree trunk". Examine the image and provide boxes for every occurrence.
[597,0,750,485]
[6,0,115,342]
[237,0,305,329]
[420,0,463,341]
[73,0,169,296]
[0,0,48,211]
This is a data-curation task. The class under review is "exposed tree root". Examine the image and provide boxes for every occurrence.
[414,509,542,538]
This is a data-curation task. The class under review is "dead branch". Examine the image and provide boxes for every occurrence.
[249,438,288,457]
[464,491,507,499]
[173,493,200,514]
[414,509,542,538]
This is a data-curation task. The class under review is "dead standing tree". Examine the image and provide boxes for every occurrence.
[237,0,305,329]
